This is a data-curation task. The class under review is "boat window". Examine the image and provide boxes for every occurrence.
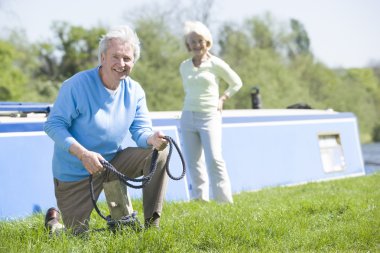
[318,133,346,173]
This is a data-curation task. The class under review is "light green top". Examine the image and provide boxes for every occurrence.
[179,55,243,112]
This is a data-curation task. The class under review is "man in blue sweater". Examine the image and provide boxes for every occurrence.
[44,25,169,234]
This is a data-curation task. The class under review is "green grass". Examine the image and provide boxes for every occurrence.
[1,173,379,253]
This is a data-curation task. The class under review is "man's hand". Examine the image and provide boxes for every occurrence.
[148,131,168,151]
[80,150,105,175]
[69,142,105,175]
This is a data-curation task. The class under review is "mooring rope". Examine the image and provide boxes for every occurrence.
[89,135,186,225]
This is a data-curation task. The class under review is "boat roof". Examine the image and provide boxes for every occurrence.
[0,102,339,124]
[0,102,52,114]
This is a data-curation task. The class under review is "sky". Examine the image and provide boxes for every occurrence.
[0,0,379,68]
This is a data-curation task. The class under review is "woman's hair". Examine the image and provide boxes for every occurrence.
[183,21,213,51]
[98,25,141,64]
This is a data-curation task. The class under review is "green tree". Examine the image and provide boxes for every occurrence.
[132,18,187,111]
[51,21,106,79]
[217,17,309,109]
[244,13,281,51]
[33,42,60,80]
[0,40,27,100]
[339,68,380,142]
[286,19,311,58]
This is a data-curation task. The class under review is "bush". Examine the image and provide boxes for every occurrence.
[372,124,380,142]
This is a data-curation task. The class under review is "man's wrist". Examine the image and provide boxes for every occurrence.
[147,133,154,146]
[79,151,87,161]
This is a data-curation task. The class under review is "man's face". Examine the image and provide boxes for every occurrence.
[101,38,135,85]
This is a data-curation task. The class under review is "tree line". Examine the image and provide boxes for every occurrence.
[1,10,379,143]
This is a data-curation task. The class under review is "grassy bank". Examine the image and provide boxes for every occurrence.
[1,173,379,252]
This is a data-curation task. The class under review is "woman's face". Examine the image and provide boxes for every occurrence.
[186,32,209,57]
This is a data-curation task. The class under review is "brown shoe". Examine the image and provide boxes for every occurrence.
[45,207,64,233]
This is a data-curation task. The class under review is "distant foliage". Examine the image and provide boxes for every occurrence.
[132,19,187,111]
[0,11,379,142]
[372,124,380,142]
[0,40,27,100]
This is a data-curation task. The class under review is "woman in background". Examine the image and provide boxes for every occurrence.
[179,21,243,203]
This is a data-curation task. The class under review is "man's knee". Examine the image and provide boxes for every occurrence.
[103,180,133,219]
[157,147,169,167]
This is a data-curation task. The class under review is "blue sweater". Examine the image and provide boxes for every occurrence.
[44,67,153,181]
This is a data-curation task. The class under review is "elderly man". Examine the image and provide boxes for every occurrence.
[44,25,169,234]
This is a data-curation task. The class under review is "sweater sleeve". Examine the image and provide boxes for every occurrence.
[44,82,79,152]
[213,57,243,98]
[129,82,154,148]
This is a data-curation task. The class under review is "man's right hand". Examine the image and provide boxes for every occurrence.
[69,142,105,175]
[80,150,105,175]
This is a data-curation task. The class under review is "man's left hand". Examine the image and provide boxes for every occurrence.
[148,131,168,151]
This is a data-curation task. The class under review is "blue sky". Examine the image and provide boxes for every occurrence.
[1,0,379,68]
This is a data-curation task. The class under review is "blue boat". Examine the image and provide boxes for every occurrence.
[0,102,365,220]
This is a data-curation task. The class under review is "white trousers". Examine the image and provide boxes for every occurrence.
[180,111,233,203]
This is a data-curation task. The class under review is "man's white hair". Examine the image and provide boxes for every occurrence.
[98,25,141,64]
